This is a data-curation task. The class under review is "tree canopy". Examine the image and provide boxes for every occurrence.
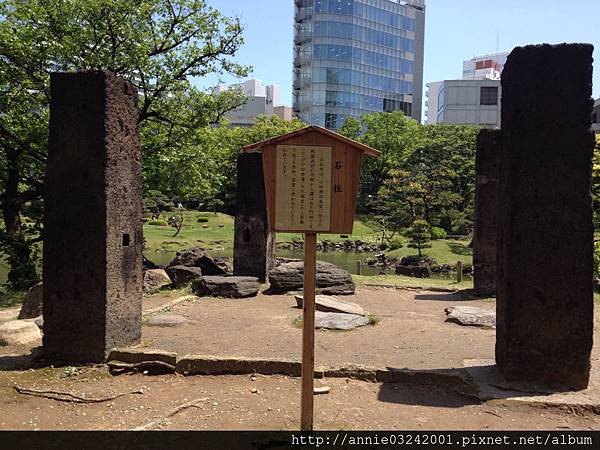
[0,0,251,288]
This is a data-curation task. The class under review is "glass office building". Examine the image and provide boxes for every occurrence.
[293,0,426,129]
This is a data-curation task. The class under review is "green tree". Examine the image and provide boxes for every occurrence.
[0,0,250,288]
[406,219,431,257]
[355,112,422,208]
[592,134,600,229]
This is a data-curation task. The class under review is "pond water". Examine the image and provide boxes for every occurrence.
[144,248,470,280]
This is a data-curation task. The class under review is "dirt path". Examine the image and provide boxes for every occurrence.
[0,366,597,431]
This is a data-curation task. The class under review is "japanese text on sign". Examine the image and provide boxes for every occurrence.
[275,145,332,232]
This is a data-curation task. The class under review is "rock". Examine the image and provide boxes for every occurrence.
[445,306,496,328]
[268,261,355,295]
[192,276,260,298]
[313,312,369,330]
[143,256,160,270]
[294,295,365,316]
[168,247,227,275]
[146,313,189,327]
[143,269,172,293]
[314,386,331,395]
[399,255,437,267]
[0,320,42,346]
[395,265,431,278]
[212,257,233,274]
[165,265,203,287]
[18,282,43,319]
[23,315,44,331]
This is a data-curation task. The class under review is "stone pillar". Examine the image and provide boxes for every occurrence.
[496,44,595,389]
[233,152,274,282]
[473,129,501,297]
[43,71,142,363]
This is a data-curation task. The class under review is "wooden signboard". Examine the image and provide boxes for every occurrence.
[242,126,379,430]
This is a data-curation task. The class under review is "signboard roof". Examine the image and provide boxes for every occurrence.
[241,125,381,158]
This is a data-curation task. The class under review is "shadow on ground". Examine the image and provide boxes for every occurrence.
[446,242,473,257]
[377,363,583,408]
[414,291,494,302]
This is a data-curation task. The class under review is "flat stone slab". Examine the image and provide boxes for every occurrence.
[314,311,370,330]
[0,320,42,346]
[294,295,365,316]
[445,306,496,328]
[146,314,189,327]
[108,348,178,366]
[192,276,260,298]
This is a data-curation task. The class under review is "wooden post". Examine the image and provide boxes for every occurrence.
[356,260,362,276]
[301,232,317,431]
[456,261,463,283]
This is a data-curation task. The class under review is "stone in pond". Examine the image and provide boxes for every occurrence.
[146,314,189,327]
[0,320,42,346]
[445,306,496,328]
[313,312,369,330]
[294,295,365,316]
[192,276,260,298]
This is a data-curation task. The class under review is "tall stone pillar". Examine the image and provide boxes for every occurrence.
[43,71,143,363]
[473,129,501,297]
[496,44,595,389]
[233,152,274,282]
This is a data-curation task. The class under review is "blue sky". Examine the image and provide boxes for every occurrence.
[201,0,600,122]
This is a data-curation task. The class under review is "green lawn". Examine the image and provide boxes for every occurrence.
[353,274,474,291]
[387,239,473,265]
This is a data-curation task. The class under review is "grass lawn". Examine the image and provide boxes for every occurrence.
[386,239,473,265]
[143,211,384,254]
[353,274,474,291]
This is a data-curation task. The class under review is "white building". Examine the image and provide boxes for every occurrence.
[425,52,508,127]
[462,52,509,80]
[213,79,292,127]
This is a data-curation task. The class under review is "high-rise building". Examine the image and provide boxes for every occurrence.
[213,79,292,127]
[425,52,507,127]
[293,0,426,129]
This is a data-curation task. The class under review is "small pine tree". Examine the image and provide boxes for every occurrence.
[407,219,432,257]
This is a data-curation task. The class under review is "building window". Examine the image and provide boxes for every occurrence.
[480,87,498,105]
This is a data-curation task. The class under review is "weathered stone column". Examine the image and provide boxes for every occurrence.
[233,152,274,282]
[496,44,595,389]
[473,129,501,297]
[43,71,142,363]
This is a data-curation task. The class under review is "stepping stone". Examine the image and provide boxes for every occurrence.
[192,276,260,298]
[0,320,42,346]
[445,306,496,328]
[146,313,189,327]
[313,312,369,330]
[294,294,365,316]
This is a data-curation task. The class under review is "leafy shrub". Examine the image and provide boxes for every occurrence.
[388,236,404,250]
[148,219,168,226]
[430,226,447,240]
[197,217,209,223]
[378,241,388,251]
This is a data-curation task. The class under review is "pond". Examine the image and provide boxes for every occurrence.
[144,248,471,280]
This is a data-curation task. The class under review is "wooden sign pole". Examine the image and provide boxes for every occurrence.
[301,231,317,431]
